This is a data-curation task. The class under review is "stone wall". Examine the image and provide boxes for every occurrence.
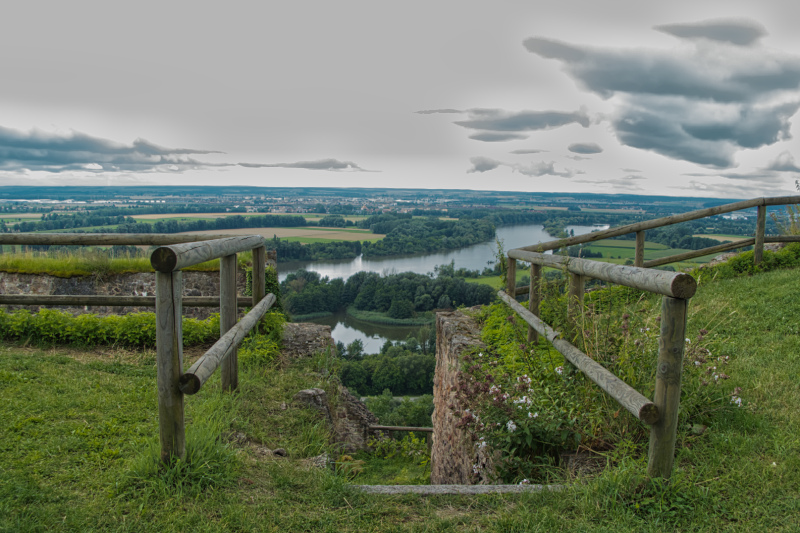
[431,309,496,485]
[0,270,246,319]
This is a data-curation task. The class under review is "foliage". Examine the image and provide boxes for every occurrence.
[0,308,220,348]
[692,242,800,282]
[455,293,744,484]
[364,390,434,427]
[280,266,495,320]
[238,311,286,368]
[360,215,495,257]
[244,264,285,315]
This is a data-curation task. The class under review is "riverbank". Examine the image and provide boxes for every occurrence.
[345,306,435,326]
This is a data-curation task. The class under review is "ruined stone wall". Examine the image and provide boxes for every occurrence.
[431,309,496,485]
[0,270,246,319]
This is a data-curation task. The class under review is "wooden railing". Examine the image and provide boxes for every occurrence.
[0,233,275,462]
[517,195,800,267]
[502,195,800,479]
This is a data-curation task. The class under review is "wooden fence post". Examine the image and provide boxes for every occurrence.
[506,257,517,297]
[647,296,688,478]
[527,264,541,343]
[754,204,766,265]
[220,254,238,391]
[567,273,585,345]
[635,230,646,267]
[252,245,266,307]
[156,270,185,461]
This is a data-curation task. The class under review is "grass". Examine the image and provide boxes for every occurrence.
[1,265,800,530]
[0,250,255,277]
[345,306,435,326]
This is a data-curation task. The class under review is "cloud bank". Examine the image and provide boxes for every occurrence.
[418,107,590,143]
[466,156,578,178]
[0,126,223,173]
[0,126,374,175]
[237,158,375,172]
[524,18,800,167]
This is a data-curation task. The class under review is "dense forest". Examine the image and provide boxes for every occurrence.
[280,263,496,318]
[357,214,496,257]
[338,332,437,397]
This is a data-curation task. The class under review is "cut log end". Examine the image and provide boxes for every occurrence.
[639,403,659,425]
[178,374,201,395]
[150,247,178,273]
[670,273,697,299]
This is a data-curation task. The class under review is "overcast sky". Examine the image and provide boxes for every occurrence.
[2,0,800,199]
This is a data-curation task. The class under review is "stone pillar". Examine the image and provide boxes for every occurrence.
[431,309,492,484]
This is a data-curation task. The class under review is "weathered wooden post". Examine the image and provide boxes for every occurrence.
[527,264,541,343]
[220,253,238,391]
[567,272,585,346]
[506,257,517,297]
[754,204,766,266]
[635,230,646,267]
[647,296,688,478]
[252,245,266,307]
[155,270,186,461]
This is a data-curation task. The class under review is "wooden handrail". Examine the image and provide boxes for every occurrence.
[508,249,697,299]
[179,293,276,395]
[514,195,800,254]
[498,291,659,425]
[0,233,245,246]
[0,295,257,307]
[150,235,265,272]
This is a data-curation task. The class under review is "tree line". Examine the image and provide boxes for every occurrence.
[359,215,495,257]
[280,266,496,319]
[339,333,437,397]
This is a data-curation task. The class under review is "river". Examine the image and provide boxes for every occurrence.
[278,223,608,353]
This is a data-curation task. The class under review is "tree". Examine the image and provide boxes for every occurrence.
[388,298,415,319]
[346,339,364,360]
[437,294,452,309]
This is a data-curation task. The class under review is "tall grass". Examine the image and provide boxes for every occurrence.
[0,248,254,277]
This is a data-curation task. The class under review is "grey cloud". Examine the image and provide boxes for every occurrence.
[419,106,590,144]
[514,161,577,178]
[655,19,767,46]
[454,108,590,132]
[468,132,528,142]
[467,156,576,177]
[622,168,642,173]
[467,156,503,173]
[524,21,800,168]
[524,34,800,103]
[614,106,735,167]
[510,148,547,154]
[414,109,464,114]
[767,151,800,172]
[0,125,223,173]
[237,158,375,172]
[566,155,591,161]
[568,142,603,154]
[685,179,786,197]
[681,102,799,148]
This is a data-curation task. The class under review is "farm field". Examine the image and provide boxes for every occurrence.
[693,233,748,242]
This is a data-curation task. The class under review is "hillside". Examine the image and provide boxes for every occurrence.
[1,264,800,531]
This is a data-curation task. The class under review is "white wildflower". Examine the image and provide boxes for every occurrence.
[555,366,563,375]
[506,420,517,432]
